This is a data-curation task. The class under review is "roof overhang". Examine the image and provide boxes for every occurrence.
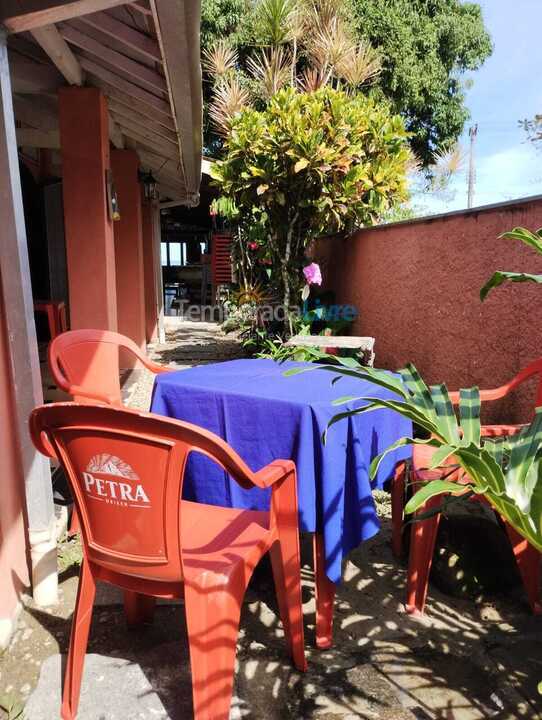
[1,0,202,205]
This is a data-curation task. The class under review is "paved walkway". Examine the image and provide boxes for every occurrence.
[3,321,541,720]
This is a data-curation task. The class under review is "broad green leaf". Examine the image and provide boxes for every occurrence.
[480,271,542,301]
[400,364,435,414]
[430,383,460,443]
[369,437,438,480]
[404,480,472,515]
[405,489,475,524]
[459,387,481,445]
[453,445,502,495]
[325,396,441,443]
[505,408,542,512]
[427,444,458,470]
[499,227,542,254]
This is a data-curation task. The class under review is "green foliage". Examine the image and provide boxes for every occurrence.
[291,359,542,553]
[481,227,542,300]
[212,86,410,316]
[351,0,492,164]
[201,0,492,165]
[201,0,246,50]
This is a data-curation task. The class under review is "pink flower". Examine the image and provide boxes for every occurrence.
[248,242,258,251]
[303,262,322,286]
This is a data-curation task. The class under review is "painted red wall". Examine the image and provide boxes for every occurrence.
[0,279,30,624]
[314,196,542,424]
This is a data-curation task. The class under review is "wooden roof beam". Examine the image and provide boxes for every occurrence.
[108,115,124,148]
[1,1,128,34]
[97,82,176,131]
[30,24,84,85]
[9,52,64,93]
[78,11,161,63]
[60,23,167,93]
[110,110,177,146]
[114,122,177,159]
[80,59,171,116]
[13,93,58,131]
[16,128,60,148]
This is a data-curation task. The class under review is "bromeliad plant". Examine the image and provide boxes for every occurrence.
[286,360,542,553]
[481,227,542,300]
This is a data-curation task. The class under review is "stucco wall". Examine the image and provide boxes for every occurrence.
[0,278,30,633]
[314,196,542,424]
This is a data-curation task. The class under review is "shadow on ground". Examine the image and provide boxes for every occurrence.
[4,515,540,720]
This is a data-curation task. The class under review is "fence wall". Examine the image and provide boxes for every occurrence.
[314,195,542,423]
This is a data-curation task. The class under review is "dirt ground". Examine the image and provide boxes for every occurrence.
[1,493,541,720]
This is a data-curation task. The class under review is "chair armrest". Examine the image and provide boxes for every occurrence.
[449,385,511,405]
[66,383,120,406]
[141,358,177,375]
[253,460,296,489]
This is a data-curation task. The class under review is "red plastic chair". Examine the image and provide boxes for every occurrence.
[392,358,542,615]
[34,300,68,340]
[48,329,173,406]
[30,402,307,720]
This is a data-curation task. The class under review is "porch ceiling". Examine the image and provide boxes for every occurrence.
[1,0,202,205]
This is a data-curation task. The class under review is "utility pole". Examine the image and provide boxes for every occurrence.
[467,124,478,208]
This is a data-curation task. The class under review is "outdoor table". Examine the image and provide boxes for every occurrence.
[151,358,411,647]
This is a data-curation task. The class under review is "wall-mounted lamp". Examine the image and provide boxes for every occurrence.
[140,170,159,201]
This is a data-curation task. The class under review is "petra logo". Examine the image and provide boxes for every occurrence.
[82,454,150,508]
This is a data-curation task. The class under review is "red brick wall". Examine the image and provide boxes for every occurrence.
[314,196,542,423]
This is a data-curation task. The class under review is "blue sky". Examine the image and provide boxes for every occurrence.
[413,0,542,215]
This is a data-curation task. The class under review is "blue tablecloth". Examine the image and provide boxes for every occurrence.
[151,358,411,583]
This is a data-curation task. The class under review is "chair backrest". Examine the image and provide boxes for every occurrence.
[30,403,259,584]
[449,357,542,415]
[499,357,542,409]
[48,329,162,405]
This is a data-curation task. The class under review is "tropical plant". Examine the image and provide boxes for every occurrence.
[481,227,542,300]
[211,86,410,331]
[349,0,492,165]
[202,0,384,137]
[201,0,492,165]
[285,360,542,554]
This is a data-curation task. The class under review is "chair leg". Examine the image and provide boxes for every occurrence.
[123,591,156,627]
[68,508,80,537]
[504,523,542,615]
[391,462,406,559]
[184,576,244,720]
[313,533,336,649]
[61,560,96,720]
[406,498,441,615]
[269,539,307,671]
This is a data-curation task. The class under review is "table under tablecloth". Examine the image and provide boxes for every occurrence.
[151,358,411,583]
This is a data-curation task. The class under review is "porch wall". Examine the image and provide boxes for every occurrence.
[0,287,30,642]
[314,195,542,424]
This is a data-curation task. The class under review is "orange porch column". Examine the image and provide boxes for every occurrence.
[141,198,158,343]
[111,149,145,359]
[58,87,117,330]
